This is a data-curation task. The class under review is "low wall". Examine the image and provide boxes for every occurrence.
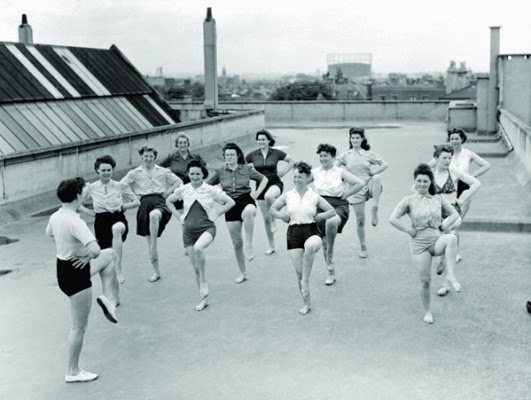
[0,110,264,225]
[171,101,449,123]
[499,108,531,188]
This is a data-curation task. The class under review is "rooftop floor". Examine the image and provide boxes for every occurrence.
[1,121,530,400]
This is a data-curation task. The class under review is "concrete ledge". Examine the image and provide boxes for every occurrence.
[461,218,531,233]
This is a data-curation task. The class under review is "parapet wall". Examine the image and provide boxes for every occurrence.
[0,110,264,225]
[171,101,449,123]
[499,108,531,188]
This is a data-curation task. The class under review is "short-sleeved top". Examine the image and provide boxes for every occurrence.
[120,164,180,196]
[337,149,384,180]
[451,148,473,174]
[207,164,265,199]
[172,182,224,222]
[285,188,319,225]
[245,148,287,184]
[159,151,207,183]
[311,165,345,197]
[391,193,455,231]
[46,208,96,260]
[82,180,137,213]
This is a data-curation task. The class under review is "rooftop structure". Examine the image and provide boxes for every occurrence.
[327,53,372,81]
[0,41,179,156]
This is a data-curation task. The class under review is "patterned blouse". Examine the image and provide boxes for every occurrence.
[391,193,456,230]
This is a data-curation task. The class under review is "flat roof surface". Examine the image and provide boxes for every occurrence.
[1,121,529,400]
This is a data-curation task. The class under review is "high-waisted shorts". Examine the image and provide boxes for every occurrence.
[317,196,349,237]
[137,194,172,237]
[225,193,256,222]
[57,258,92,297]
[287,223,319,250]
[94,211,128,249]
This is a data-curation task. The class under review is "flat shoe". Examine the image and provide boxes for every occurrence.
[359,250,368,259]
[65,370,98,383]
[264,249,276,256]
[148,274,160,283]
[97,295,118,323]
[325,276,336,286]
[437,287,450,297]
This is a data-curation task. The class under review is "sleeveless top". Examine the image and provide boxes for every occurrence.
[434,172,456,195]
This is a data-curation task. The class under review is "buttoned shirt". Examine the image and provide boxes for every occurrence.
[311,165,345,197]
[120,164,179,196]
[172,182,224,221]
[391,193,455,230]
[207,164,265,199]
[285,188,319,225]
[245,148,287,183]
[159,151,207,183]
[337,149,383,180]
[82,180,137,213]
[46,208,96,260]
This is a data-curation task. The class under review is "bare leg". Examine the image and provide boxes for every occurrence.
[300,236,322,315]
[111,222,126,285]
[352,202,368,258]
[287,249,304,312]
[90,248,118,305]
[434,234,460,293]
[242,204,257,262]
[66,289,92,377]
[259,186,281,254]
[187,232,214,311]
[411,251,434,323]
[369,175,383,226]
[148,209,162,281]
[227,221,247,283]
[324,215,341,285]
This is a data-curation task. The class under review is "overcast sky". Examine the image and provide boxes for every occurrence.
[1,0,530,77]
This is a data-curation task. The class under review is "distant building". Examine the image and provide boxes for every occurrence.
[446,61,472,95]
[327,53,372,82]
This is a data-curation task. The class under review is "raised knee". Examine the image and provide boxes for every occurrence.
[111,225,123,237]
[149,210,160,221]
[193,245,204,257]
[264,194,276,204]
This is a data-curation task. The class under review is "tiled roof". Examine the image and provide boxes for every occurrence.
[0,42,179,156]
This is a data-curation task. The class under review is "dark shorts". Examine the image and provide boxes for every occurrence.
[257,180,284,201]
[57,258,92,297]
[183,224,217,248]
[225,193,256,222]
[94,211,129,249]
[137,194,172,237]
[457,180,470,199]
[317,196,350,237]
[287,223,319,250]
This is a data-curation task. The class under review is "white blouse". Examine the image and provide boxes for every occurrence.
[451,148,473,174]
[172,182,224,221]
[285,188,319,225]
[311,165,344,197]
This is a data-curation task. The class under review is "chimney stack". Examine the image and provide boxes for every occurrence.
[18,14,33,44]
[203,7,218,110]
[487,26,501,135]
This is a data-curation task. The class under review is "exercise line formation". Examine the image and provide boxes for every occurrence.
[45,127,490,383]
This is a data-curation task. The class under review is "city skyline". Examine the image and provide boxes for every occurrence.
[1,0,530,77]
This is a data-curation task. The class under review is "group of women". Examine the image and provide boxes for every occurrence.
[80,127,489,322]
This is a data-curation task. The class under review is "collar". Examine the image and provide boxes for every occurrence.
[59,207,80,216]
[414,192,433,199]
[174,151,192,160]
[224,164,242,172]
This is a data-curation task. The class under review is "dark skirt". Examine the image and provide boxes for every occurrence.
[136,194,172,237]
[94,211,129,249]
[317,196,350,237]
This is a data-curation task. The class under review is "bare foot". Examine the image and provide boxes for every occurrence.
[234,274,247,284]
[447,276,461,292]
[359,249,368,258]
[298,305,311,315]
[148,273,160,283]
[195,298,208,311]
[423,312,434,324]
[324,275,336,286]
[199,282,209,299]
[371,206,379,226]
